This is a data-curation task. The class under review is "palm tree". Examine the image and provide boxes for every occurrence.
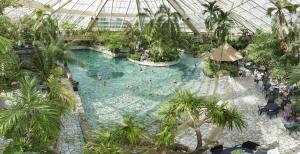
[33,37,83,80]
[137,8,157,44]
[124,22,140,50]
[202,1,221,41]
[267,0,300,50]
[45,74,77,114]
[32,10,60,46]
[0,76,61,152]
[155,4,181,45]
[214,10,233,46]
[157,90,246,153]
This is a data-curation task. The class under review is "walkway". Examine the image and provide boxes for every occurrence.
[58,79,85,154]
[219,77,300,153]
[177,75,300,153]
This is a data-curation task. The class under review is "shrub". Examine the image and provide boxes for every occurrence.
[129,53,141,61]
[97,32,129,53]
[190,44,211,57]
[202,58,239,77]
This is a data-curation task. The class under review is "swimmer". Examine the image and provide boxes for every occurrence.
[103,80,106,86]
[173,80,178,84]
[97,74,102,80]
[140,67,143,72]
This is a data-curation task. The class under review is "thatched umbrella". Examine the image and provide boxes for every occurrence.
[210,44,243,62]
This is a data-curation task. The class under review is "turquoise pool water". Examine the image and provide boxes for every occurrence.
[69,50,204,128]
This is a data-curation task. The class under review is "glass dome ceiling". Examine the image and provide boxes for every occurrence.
[5,0,300,33]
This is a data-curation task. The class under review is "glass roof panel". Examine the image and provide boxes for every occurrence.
[4,0,300,32]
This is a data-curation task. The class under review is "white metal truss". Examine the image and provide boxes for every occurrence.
[8,0,299,32]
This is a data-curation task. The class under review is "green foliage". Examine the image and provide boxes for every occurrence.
[17,15,35,47]
[129,52,141,61]
[0,76,61,152]
[202,1,221,33]
[137,4,184,62]
[0,16,18,41]
[191,44,211,56]
[228,29,252,50]
[214,11,234,45]
[32,10,60,46]
[98,32,129,53]
[202,59,239,77]
[243,30,294,80]
[0,43,22,90]
[157,90,246,152]
[266,0,299,41]
[33,37,82,81]
[124,22,140,49]
[115,116,146,145]
[0,0,19,15]
[84,130,124,154]
[289,64,300,83]
[155,113,176,148]
[84,116,147,153]
[0,36,12,54]
[269,66,288,80]
[45,74,77,114]
[149,43,180,62]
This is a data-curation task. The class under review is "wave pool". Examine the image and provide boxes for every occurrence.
[69,50,205,128]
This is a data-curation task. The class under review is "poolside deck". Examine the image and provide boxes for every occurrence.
[177,75,300,153]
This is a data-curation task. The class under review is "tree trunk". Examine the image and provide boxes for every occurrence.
[194,127,203,151]
[205,126,223,146]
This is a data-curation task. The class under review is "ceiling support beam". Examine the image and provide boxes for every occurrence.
[119,0,132,29]
[136,0,143,30]
[109,0,115,29]
[166,0,200,34]
[17,0,54,11]
[86,0,109,31]
[51,0,72,15]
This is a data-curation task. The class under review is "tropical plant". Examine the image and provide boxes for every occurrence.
[32,10,60,46]
[98,32,129,53]
[157,90,246,153]
[32,37,83,80]
[228,29,252,50]
[84,130,124,154]
[155,4,181,45]
[0,36,12,54]
[137,4,184,62]
[17,15,35,47]
[124,22,140,50]
[0,48,22,90]
[0,76,61,152]
[202,1,221,41]
[0,16,18,41]
[266,0,300,50]
[0,0,19,15]
[45,73,77,114]
[214,10,233,45]
[84,115,148,153]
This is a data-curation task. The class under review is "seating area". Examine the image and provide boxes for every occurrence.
[243,64,300,136]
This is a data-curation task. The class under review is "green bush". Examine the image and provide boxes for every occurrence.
[97,32,129,53]
[129,53,141,61]
[202,58,239,77]
[149,45,180,62]
[269,67,288,80]
[190,44,211,57]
